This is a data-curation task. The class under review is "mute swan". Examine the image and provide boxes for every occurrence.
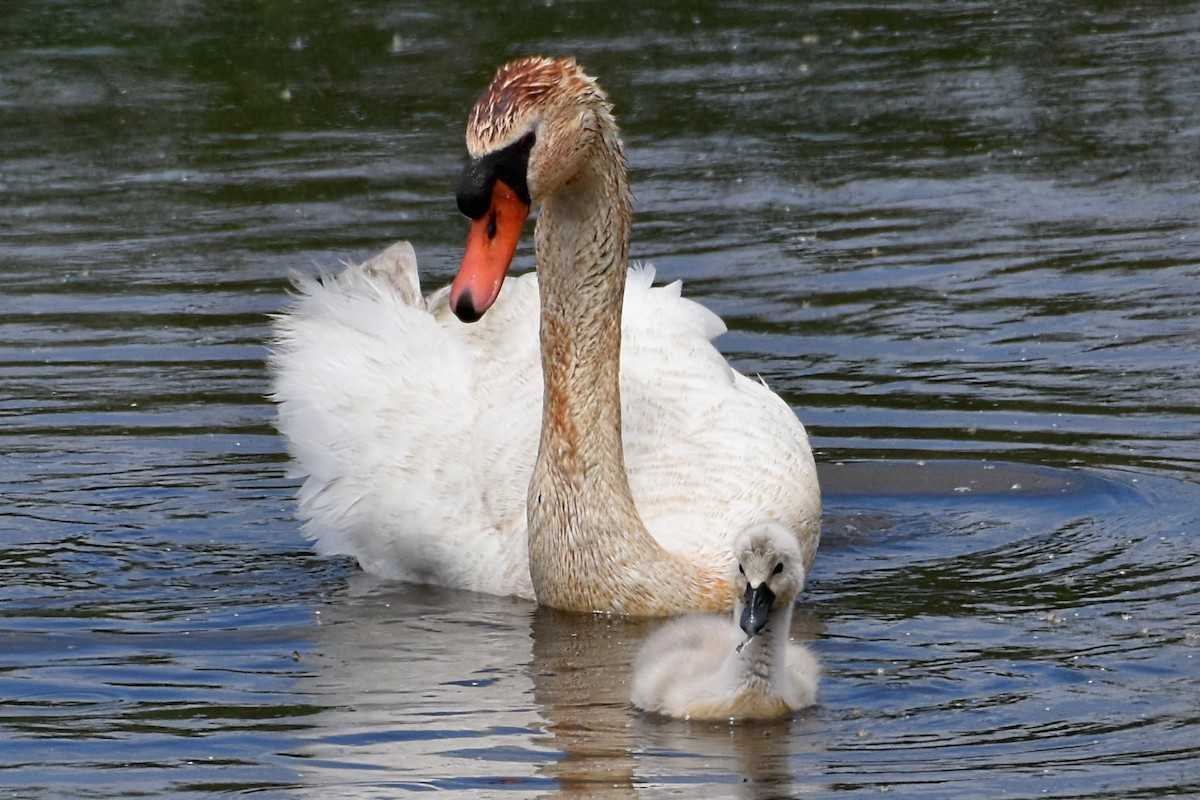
[270,56,820,614]
[630,521,819,720]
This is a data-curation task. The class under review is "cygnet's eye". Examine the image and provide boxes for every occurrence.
[772,562,783,576]
[520,130,536,150]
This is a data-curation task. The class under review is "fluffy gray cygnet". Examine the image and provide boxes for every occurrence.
[630,521,820,720]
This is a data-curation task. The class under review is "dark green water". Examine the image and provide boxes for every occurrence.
[2,1,1198,797]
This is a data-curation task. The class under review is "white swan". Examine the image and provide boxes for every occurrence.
[270,56,821,614]
[630,521,819,720]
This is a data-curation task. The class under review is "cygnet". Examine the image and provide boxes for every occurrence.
[630,521,820,720]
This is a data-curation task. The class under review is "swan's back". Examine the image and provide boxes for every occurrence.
[617,267,821,572]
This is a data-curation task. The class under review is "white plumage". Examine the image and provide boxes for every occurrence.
[272,242,817,599]
[270,57,820,614]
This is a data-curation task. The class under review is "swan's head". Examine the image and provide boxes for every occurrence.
[732,521,806,639]
[450,56,619,322]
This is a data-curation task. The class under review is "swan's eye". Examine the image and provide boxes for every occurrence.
[738,564,745,575]
[772,562,783,576]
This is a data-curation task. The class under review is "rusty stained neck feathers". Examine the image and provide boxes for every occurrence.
[465,57,730,615]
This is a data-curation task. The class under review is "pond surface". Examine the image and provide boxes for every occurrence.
[2,1,1198,797]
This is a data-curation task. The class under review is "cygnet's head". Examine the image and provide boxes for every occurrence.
[732,521,806,639]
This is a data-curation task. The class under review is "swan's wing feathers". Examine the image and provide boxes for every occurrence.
[273,264,474,537]
[625,264,726,343]
[270,246,537,596]
[322,240,424,306]
[618,268,820,569]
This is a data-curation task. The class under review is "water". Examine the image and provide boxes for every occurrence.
[2,1,1198,797]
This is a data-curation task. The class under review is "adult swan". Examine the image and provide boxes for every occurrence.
[271,57,820,615]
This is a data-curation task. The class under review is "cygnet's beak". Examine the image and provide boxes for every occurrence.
[739,581,776,638]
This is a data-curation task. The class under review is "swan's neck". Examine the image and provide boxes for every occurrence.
[735,604,794,688]
[526,140,726,615]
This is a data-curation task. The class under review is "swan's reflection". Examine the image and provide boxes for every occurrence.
[529,608,648,796]
[293,572,824,797]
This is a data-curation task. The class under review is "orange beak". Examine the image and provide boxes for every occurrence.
[449,180,531,322]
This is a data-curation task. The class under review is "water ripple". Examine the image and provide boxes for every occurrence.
[1,0,1198,797]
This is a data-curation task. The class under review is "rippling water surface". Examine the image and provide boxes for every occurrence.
[2,1,1198,797]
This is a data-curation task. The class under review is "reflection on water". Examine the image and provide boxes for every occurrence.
[295,586,651,794]
[1,0,1198,797]
[287,462,1197,798]
[294,584,827,798]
